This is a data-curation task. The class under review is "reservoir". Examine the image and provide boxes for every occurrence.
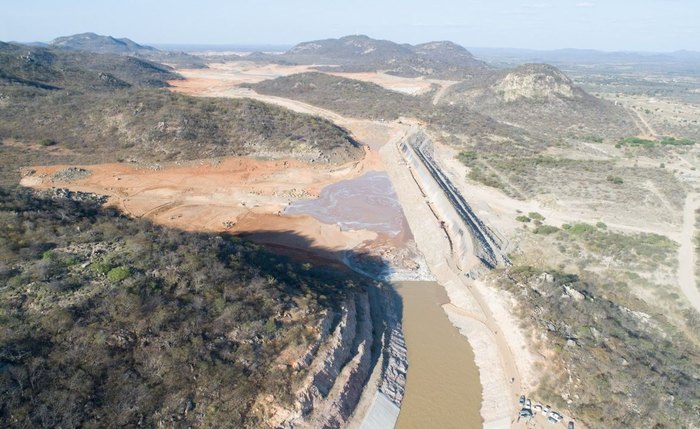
[394,281,483,429]
[285,171,405,236]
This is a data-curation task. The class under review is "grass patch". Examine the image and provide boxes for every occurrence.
[106,266,130,282]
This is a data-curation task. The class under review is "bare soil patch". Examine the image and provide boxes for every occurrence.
[20,154,381,257]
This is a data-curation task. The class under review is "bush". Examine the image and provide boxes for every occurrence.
[38,138,57,146]
[458,150,478,164]
[606,175,623,185]
[534,225,559,235]
[568,223,597,235]
[106,266,130,282]
[516,215,531,223]
[528,212,545,221]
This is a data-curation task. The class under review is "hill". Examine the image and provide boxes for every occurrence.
[51,32,157,54]
[0,186,372,428]
[0,43,363,185]
[257,35,488,79]
[1,89,362,167]
[441,63,635,139]
[49,32,206,68]
[0,42,179,90]
[248,72,537,152]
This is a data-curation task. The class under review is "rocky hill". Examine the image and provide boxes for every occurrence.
[248,72,536,152]
[259,35,488,79]
[0,43,364,186]
[441,63,635,139]
[49,32,206,68]
[0,42,179,90]
[51,32,157,54]
[0,186,398,428]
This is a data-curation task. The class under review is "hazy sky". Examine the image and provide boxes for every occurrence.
[3,0,699,51]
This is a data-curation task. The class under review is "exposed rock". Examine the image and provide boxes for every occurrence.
[39,187,107,205]
[492,64,582,102]
[51,167,92,183]
[258,283,408,429]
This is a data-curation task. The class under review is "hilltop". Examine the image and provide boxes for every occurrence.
[48,32,206,68]
[51,32,157,54]
[441,63,634,139]
[257,35,488,79]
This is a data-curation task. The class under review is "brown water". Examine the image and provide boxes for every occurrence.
[394,281,483,429]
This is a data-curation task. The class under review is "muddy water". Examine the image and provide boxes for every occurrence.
[395,281,483,429]
[285,171,405,236]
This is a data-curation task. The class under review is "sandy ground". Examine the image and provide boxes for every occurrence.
[173,61,319,87]
[327,71,452,96]
[20,154,382,260]
[172,61,456,97]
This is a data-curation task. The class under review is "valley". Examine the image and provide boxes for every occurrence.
[2,31,700,429]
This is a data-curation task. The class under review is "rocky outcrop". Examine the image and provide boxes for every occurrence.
[492,63,583,102]
[267,292,375,429]
[261,282,408,429]
[442,63,635,139]
[375,286,407,407]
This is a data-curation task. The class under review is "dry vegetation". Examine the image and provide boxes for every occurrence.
[0,89,361,165]
[459,152,687,225]
[496,264,700,428]
[0,42,375,429]
[249,72,536,148]
[495,214,700,427]
[0,187,367,428]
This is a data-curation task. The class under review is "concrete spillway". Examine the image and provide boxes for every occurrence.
[399,131,509,269]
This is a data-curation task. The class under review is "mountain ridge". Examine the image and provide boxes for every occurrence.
[259,35,488,79]
[51,32,157,54]
[46,32,206,68]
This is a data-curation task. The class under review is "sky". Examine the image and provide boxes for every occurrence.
[2,0,699,51]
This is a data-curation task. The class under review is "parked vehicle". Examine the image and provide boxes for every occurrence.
[548,412,562,423]
[519,408,533,418]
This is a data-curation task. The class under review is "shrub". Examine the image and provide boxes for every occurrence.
[106,266,130,282]
[458,150,478,164]
[568,223,597,235]
[38,138,57,146]
[596,221,607,229]
[534,225,559,235]
[516,215,531,223]
[528,212,545,221]
[606,175,623,185]
[89,260,112,275]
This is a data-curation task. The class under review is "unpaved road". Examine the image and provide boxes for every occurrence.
[431,81,459,105]
[679,193,700,313]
